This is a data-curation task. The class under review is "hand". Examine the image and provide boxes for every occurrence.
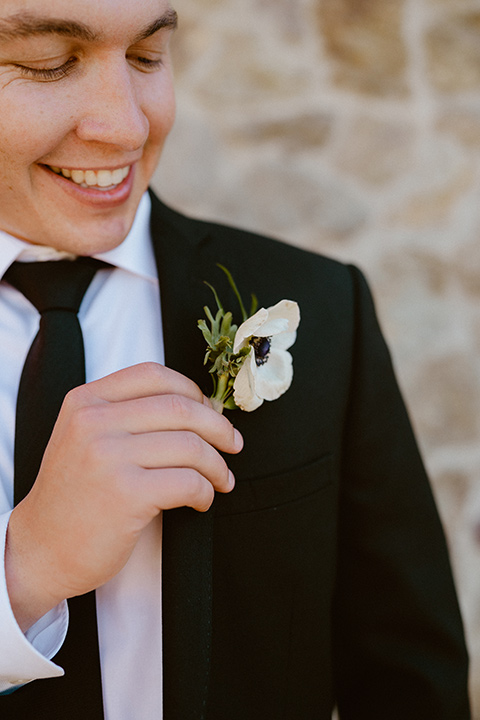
[5,362,243,630]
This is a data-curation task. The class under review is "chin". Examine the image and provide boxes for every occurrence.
[52,214,136,255]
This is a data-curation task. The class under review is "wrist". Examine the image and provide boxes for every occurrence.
[5,504,65,632]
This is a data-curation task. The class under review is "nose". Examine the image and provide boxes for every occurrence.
[75,56,149,151]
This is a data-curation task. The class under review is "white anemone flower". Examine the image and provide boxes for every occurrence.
[232,300,300,412]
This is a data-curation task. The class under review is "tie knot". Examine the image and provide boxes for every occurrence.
[3,257,108,314]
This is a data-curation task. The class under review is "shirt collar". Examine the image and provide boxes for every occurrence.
[0,192,157,283]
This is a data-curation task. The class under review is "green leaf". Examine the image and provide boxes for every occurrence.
[203,305,216,327]
[217,264,248,322]
[197,319,213,346]
[204,281,224,313]
[224,396,239,410]
[220,311,233,337]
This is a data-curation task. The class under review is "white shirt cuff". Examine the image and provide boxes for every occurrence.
[0,510,67,693]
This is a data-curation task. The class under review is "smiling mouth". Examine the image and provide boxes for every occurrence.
[47,165,130,190]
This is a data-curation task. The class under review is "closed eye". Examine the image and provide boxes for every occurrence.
[14,56,77,82]
[127,55,164,72]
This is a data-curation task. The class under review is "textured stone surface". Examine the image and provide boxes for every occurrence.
[333,115,415,184]
[410,355,480,447]
[317,0,408,96]
[231,111,334,152]
[438,105,480,149]
[153,1,480,712]
[427,12,480,93]
[388,165,475,228]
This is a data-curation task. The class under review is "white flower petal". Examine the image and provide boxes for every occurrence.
[254,348,293,401]
[233,353,264,411]
[233,308,269,353]
[231,298,299,411]
[254,316,289,337]
[271,329,297,351]
[261,300,300,333]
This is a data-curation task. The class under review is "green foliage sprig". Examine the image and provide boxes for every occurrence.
[198,265,257,413]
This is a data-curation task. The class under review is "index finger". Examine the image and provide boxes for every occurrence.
[83,362,206,405]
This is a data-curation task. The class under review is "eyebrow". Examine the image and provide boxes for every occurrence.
[134,9,178,43]
[0,8,178,43]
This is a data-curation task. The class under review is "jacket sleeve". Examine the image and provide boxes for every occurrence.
[333,266,471,719]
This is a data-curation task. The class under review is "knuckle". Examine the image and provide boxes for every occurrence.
[62,384,88,412]
[183,431,205,458]
[141,361,163,376]
[166,393,191,420]
[218,417,235,444]
[186,470,214,511]
[68,403,106,439]
[136,361,164,384]
[68,404,94,435]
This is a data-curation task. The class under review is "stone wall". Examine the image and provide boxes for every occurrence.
[152,0,480,711]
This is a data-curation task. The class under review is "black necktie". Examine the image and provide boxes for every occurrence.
[3,258,106,719]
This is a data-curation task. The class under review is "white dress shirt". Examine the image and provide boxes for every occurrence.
[0,193,164,719]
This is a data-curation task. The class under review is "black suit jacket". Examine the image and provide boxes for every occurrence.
[3,192,470,719]
[150,193,470,719]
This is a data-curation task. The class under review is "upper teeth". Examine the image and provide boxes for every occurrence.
[49,165,130,187]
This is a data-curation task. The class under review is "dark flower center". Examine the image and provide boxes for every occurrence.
[250,336,271,366]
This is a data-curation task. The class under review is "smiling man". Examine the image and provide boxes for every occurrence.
[0,1,471,719]
[0,1,177,253]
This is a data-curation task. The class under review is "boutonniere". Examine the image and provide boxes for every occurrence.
[198,265,300,413]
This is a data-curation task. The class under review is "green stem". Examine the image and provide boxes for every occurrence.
[211,372,230,414]
[217,264,248,322]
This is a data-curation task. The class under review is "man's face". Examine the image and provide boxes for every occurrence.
[0,0,177,253]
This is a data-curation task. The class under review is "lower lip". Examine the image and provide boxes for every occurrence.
[40,165,135,208]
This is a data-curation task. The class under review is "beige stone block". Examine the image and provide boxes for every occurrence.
[153,103,229,213]
[409,355,479,448]
[380,250,450,298]
[254,0,309,41]
[427,12,480,93]
[437,105,480,149]
[455,236,480,297]
[373,251,459,388]
[426,0,479,8]
[209,41,307,106]
[171,4,311,109]
[333,115,415,184]
[472,310,480,355]
[388,166,474,228]
[170,14,214,79]
[229,112,333,152]
[233,161,367,240]
[317,0,408,97]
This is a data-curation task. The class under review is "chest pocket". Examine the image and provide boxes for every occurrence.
[214,452,333,517]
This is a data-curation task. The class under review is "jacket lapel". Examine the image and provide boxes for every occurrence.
[149,192,302,716]
[149,193,214,720]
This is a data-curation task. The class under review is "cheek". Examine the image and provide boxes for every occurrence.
[0,91,72,172]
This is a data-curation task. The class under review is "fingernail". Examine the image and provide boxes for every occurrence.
[234,429,243,451]
[203,395,213,408]
[228,470,236,489]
